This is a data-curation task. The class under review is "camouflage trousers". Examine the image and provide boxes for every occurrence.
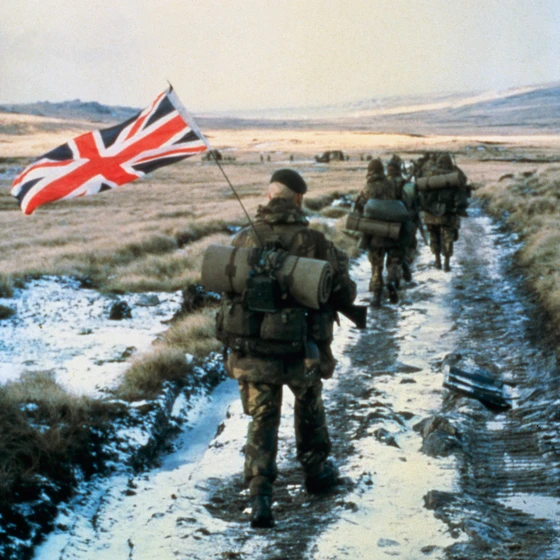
[368,247,404,293]
[427,224,458,257]
[227,353,331,496]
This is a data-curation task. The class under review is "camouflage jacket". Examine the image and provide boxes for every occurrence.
[353,172,402,214]
[219,198,356,381]
[232,198,356,309]
[354,173,405,249]
[419,164,469,220]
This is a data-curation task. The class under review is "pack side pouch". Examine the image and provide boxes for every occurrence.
[398,220,415,248]
[307,310,334,342]
[222,300,262,337]
[260,307,307,341]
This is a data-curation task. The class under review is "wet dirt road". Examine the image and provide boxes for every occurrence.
[34,202,560,560]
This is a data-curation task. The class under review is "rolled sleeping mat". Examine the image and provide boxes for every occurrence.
[201,244,333,309]
[345,213,401,239]
[363,198,410,223]
[417,171,462,191]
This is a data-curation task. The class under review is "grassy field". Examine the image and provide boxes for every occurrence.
[1,118,559,506]
[2,123,559,378]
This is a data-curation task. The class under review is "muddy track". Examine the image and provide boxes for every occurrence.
[33,202,559,560]
[428,207,560,559]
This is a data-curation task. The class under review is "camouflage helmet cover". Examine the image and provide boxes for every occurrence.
[437,152,453,169]
[387,154,402,173]
[367,158,384,174]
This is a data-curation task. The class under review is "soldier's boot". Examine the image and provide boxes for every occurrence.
[443,255,451,272]
[372,289,382,308]
[387,282,399,304]
[402,260,412,282]
[305,460,341,494]
[434,254,442,270]
[250,495,274,528]
[249,476,274,529]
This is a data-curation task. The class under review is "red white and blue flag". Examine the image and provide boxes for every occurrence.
[11,86,209,215]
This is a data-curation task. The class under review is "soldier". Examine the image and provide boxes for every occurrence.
[216,169,357,528]
[354,158,406,307]
[417,152,469,271]
[386,154,405,191]
[386,154,414,282]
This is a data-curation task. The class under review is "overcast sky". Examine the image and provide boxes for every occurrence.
[1,0,559,112]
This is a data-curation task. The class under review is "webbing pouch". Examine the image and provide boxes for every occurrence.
[222,301,262,337]
[246,275,280,312]
[260,307,308,341]
[307,311,334,341]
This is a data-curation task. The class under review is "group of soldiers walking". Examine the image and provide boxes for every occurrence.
[206,153,470,528]
[352,151,470,305]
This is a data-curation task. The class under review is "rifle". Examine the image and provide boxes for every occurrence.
[415,215,428,245]
[337,304,367,329]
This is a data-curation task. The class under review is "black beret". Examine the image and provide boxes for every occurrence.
[269,168,307,194]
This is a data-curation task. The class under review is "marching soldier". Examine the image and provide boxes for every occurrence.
[354,158,407,307]
[417,152,469,271]
[386,154,415,282]
[215,169,357,528]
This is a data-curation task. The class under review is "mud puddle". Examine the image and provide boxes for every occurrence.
[33,202,560,560]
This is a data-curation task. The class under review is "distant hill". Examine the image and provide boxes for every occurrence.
[1,83,559,135]
[0,99,139,123]
[201,83,560,134]
[347,84,560,134]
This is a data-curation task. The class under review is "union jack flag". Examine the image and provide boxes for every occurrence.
[11,86,209,215]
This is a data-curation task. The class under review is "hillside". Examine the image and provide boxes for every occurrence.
[1,82,559,135]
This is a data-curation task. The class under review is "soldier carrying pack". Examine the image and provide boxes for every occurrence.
[202,169,359,528]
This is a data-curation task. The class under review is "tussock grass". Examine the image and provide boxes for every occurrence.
[161,309,222,356]
[304,194,337,211]
[116,309,221,401]
[0,305,15,319]
[115,347,192,401]
[0,371,116,503]
[477,166,560,330]
[0,275,14,298]
[106,232,231,293]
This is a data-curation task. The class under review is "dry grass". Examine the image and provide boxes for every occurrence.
[160,309,222,355]
[115,347,191,401]
[0,304,15,319]
[310,216,361,258]
[2,117,560,515]
[0,371,116,503]
[115,309,221,401]
[476,166,560,327]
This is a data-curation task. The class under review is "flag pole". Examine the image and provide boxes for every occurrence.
[210,153,264,247]
[166,82,264,247]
